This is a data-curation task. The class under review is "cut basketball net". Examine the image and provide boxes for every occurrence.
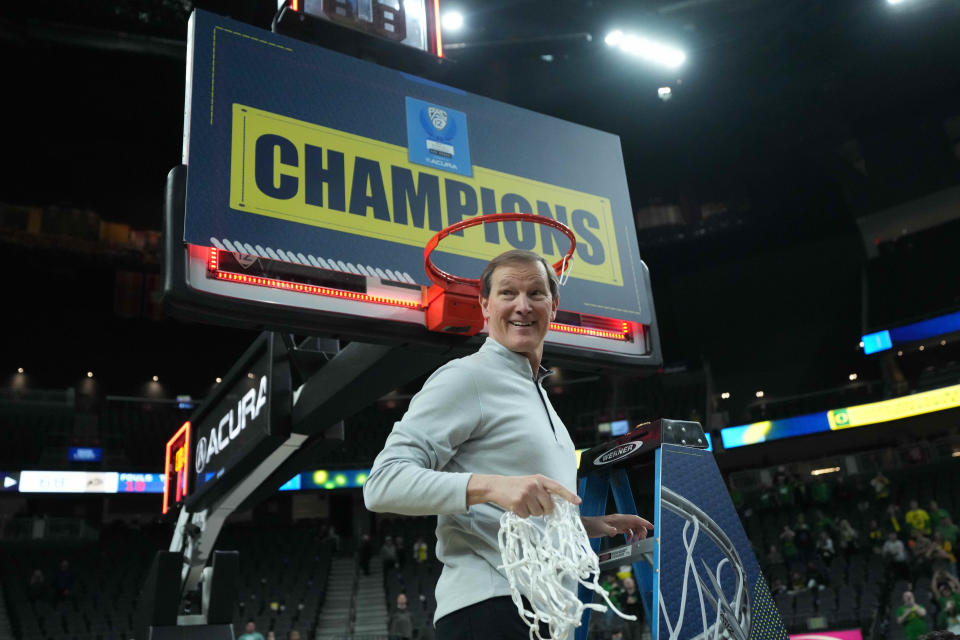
[498,494,636,640]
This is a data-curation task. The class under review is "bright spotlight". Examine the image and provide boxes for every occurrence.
[604,30,624,47]
[755,390,764,398]
[442,10,464,31]
[86,371,94,378]
[605,30,686,69]
[720,392,731,400]
[887,0,906,4]
[17,367,24,374]
[152,375,159,382]
[215,377,222,384]
[849,373,858,381]
[658,86,672,101]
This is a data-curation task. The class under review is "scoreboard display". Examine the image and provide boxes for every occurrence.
[163,332,293,515]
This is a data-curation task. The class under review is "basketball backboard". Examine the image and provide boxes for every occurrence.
[164,9,662,370]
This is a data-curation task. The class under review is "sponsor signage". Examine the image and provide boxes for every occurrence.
[19,471,119,494]
[594,441,643,466]
[182,332,292,512]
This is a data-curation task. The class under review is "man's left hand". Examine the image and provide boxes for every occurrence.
[581,514,653,543]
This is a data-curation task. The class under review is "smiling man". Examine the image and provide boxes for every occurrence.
[364,249,651,640]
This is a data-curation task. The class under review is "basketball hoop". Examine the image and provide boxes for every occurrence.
[423,213,576,335]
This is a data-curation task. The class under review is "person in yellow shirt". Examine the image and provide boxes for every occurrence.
[905,499,932,535]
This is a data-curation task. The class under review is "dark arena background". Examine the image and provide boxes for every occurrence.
[2,1,960,640]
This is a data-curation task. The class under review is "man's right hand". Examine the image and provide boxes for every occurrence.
[467,473,581,517]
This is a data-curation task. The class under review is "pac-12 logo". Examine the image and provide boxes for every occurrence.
[420,105,456,141]
[195,376,268,474]
[593,441,642,466]
[428,107,448,131]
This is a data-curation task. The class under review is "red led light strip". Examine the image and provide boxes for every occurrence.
[549,321,630,341]
[208,248,630,339]
[433,0,443,58]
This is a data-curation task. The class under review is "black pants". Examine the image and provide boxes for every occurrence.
[435,596,551,640]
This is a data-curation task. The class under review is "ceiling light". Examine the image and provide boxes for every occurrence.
[919,345,925,351]
[849,373,858,381]
[887,0,906,4]
[897,350,903,356]
[859,341,864,348]
[720,392,730,400]
[17,368,24,374]
[811,466,841,476]
[604,30,686,69]
[442,10,464,31]
[86,372,94,378]
[755,390,764,398]
[152,375,159,382]
[215,377,222,384]
[941,340,947,346]
[247,373,255,379]
[658,86,672,101]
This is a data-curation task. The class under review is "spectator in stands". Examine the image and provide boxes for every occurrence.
[906,499,933,536]
[929,501,951,530]
[52,559,73,604]
[619,577,643,640]
[882,531,909,579]
[266,631,276,640]
[937,597,960,634]
[780,525,799,562]
[238,620,265,640]
[769,578,787,596]
[813,509,836,535]
[930,532,955,575]
[811,476,831,505]
[937,516,959,546]
[359,533,373,576]
[870,470,890,502]
[381,536,398,574]
[413,536,429,565]
[766,544,784,567]
[868,519,885,553]
[288,630,301,640]
[395,535,407,570]
[895,591,928,640]
[794,514,813,560]
[888,504,904,537]
[816,530,836,564]
[805,561,826,591]
[931,570,960,608]
[787,571,806,595]
[27,568,46,603]
[838,519,860,557]
[758,481,776,511]
[388,593,414,640]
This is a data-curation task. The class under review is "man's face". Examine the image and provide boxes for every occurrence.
[903,591,915,605]
[397,594,407,609]
[245,622,255,633]
[480,260,558,364]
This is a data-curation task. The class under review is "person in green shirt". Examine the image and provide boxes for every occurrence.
[895,591,928,640]
[811,478,831,505]
[928,501,952,530]
[937,516,959,546]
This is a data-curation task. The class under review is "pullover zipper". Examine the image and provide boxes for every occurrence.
[533,378,558,440]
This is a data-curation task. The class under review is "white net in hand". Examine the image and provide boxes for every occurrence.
[498,495,637,640]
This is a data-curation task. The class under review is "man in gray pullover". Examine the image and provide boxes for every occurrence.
[364,249,652,640]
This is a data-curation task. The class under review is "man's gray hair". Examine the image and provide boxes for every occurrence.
[479,250,559,300]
